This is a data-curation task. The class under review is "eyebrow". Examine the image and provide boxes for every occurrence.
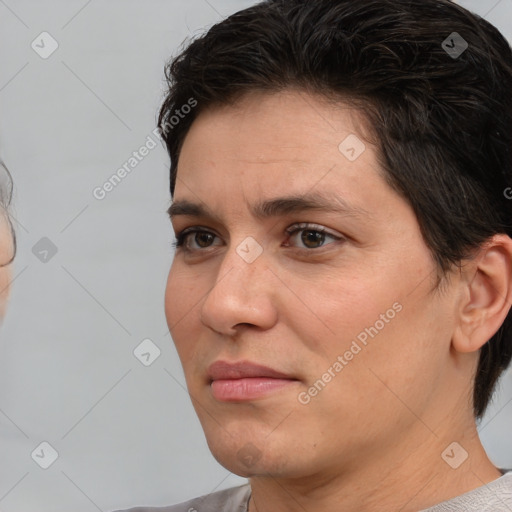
[167,192,371,222]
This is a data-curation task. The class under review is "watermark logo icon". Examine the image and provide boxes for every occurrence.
[442,32,468,59]
[237,442,262,468]
[441,442,468,469]
[31,32,59,59]
[338,134,366,162]
[31,441,59,469]
[32,237,58,263]
[134,338,161,367]
[236,236,263,264]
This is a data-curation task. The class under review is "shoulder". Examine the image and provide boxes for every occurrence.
[112,483,251,512]
[422,471,512,511]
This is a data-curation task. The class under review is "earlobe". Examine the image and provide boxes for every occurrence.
[452,235,512,354]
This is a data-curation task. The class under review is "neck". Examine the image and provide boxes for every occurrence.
[247,419,501,512]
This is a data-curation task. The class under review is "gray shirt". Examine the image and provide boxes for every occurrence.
[115,470,512,512]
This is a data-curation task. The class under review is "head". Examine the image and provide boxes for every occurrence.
[0,161,15,321]
[161,0,512,478]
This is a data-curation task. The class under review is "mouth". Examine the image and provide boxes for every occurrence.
[207,360,300,402]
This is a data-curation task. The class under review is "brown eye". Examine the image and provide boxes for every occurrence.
[173,228,222,252]
[195,232,215,248]
[301,230,326,249]
[285,223,341,250]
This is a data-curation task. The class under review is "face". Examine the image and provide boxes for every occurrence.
[0,213,13,322]
[165,89,462,479]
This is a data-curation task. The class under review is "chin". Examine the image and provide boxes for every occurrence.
[203,427,301,478]
[211,446,285,477]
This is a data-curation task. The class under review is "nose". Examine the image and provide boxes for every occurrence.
[200,241,278,336]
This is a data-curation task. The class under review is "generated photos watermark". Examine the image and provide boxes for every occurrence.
[298,301,403,405]
[92,98,197,201]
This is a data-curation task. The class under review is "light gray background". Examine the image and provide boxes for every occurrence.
[0,1,511,510]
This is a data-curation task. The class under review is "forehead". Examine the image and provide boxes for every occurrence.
[175,90,382,200]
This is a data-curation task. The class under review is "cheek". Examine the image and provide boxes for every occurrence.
[0,222,13,321]
[164,264,205,363]
[334,290,449,416]
[164,265,183,326]
[165,262,201,322]
[292,261,446,394]
[282,266,399,356]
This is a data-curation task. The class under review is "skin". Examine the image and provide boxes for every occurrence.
[0,211,13,322]
[164,89,512,512]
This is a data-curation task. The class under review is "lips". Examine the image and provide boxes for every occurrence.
[207,360,299,401]
[207,360,294,381]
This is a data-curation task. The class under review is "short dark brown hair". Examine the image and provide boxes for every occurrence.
[158,0,512,418]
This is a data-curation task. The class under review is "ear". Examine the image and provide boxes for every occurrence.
[452,234,512,354]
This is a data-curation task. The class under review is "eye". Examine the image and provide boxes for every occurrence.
[284,223,342,249]
[172,223,343,254]
[172,228,221,252]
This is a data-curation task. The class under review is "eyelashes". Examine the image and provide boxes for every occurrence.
[172,228,219,251]
[284,222,341,249]
[172,223,344,253]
